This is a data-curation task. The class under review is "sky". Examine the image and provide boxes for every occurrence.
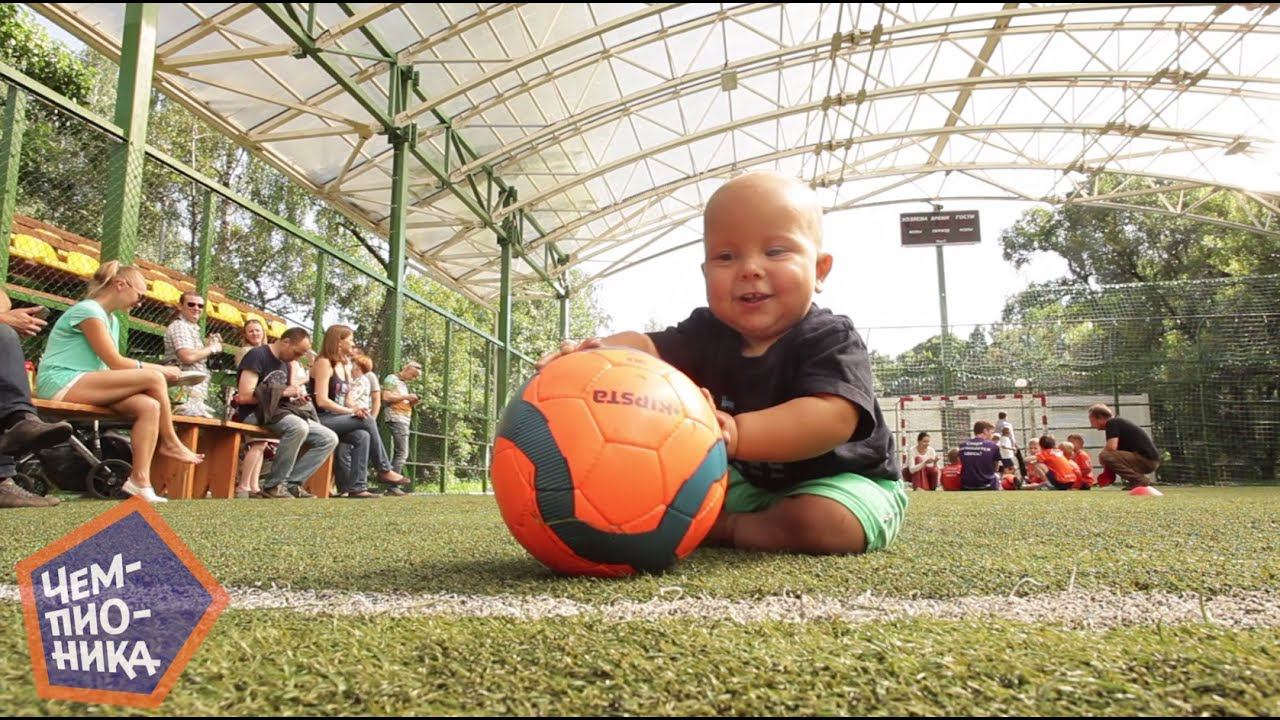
[592,200,1071,356]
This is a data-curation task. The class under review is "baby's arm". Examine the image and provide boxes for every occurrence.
[536,331,656,367]
[721,394,859,462]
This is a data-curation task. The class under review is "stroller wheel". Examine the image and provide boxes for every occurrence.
[11,472,49,496]
[86,460,133,499]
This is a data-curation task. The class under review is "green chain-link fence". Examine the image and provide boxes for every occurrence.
[0,72,537,494]
[868,275,1280,485]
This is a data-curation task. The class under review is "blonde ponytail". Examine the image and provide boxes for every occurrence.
[86,260,145,298]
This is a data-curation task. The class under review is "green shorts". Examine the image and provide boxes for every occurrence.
[35,367,86,401]
[724,467,908,552]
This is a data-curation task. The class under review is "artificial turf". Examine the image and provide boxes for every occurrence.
[0,605,1277,716]
[2,487,1278,715]
[1,488,1277,602]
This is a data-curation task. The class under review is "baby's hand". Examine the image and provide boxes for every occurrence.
[535,337,602,369]
[699,387,738,457]
[714,409,738,458]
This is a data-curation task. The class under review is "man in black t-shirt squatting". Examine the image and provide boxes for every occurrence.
[1088,403,1161,489]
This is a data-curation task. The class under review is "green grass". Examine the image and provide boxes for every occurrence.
[2,488,1279,715]
[1,605,1278,716]
[1,487,1277,602]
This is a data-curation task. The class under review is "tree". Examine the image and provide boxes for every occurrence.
[0,5,93,102]
[999,177,1280,284]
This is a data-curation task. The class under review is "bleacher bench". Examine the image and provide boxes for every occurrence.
[32,399,334,500]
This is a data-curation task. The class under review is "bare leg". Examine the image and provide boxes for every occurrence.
[63,370,202,465]
[106,394,159,489]
[238,443,266,493]
[704,495,867,555]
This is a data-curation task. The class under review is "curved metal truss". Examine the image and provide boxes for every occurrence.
[34,2,1280,300]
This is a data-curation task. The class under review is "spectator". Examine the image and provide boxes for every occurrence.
[348,353,378,416]
[939,448,963,491]
[234,318,266,365]
[349,352,405,497]
[309,326,407,498]
[234,327,337,499]
[35,262,204,503]
[231,318,275,499]
[164,291,219,418]
[901,431,939,491]
[1089,404,1161,489]
[1066,433,1096,487]
[0,288,72,508]
[382,360,423,476]
[959,420,1002,490]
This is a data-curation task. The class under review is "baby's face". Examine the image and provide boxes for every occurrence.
[701,176,831,355]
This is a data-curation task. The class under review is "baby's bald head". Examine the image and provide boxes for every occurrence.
[704,172,824,249]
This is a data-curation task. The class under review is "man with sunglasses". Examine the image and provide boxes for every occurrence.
[164,292,221,418]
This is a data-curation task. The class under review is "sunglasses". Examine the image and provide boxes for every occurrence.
[186,302,205,309]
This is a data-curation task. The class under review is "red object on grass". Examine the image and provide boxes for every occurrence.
[1129,486,1163,497]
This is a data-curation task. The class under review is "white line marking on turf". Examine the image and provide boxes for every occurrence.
[3,584,1277,629]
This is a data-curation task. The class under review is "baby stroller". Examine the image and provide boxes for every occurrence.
[12,420,133,499]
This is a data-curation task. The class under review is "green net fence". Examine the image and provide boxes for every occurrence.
[0,73,541,494]
[868,275,1280,485]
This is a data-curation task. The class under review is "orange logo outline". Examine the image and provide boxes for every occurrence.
[15,497,229,708]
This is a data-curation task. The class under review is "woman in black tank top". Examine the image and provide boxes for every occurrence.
[311,325,409,497]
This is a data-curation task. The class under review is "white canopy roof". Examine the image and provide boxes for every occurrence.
[35,3,1280,301]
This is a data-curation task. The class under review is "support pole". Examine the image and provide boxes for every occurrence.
[482,342,493,494]
[935,244,950,396]
[382,134,409,372]
[558,292,570,341]
[102,3,157,264]
[441,321,452,493]
[0,84,28,282]
[312,250,327,341]
[496,235,513,410]
[102,3,157,352]
[194,190,215,335]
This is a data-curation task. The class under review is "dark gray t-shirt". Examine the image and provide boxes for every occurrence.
[648,305,898,491]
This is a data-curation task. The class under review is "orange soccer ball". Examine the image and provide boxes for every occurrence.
[491,348,728,577]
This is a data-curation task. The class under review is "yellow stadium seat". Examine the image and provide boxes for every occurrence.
[210,301,244,327]
[61,251,99,278]
[10,234,60,266]
[267,320,287,338]
[147,279,183,305]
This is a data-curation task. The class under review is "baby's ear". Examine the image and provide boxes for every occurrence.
[814,252,833,291]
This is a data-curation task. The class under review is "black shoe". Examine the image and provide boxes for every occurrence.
[0,415,72,456]
[287,485,315,499]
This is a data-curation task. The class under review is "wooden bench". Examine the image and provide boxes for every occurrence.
[32,399,334,500]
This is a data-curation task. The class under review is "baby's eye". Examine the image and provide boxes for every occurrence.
[765,246,790,257]
[712,251,734,262]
